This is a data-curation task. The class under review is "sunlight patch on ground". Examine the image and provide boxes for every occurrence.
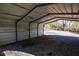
[2,50,35,56]
[44,30,79,37]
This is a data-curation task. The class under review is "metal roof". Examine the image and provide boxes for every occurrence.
[0,3,79,24]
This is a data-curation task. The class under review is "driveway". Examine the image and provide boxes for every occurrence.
[44,30,79,44]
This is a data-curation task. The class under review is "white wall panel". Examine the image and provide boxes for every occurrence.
[30,23,37,38]
[0,23,16,45]
[17,19,29,41]
[38,24,44,36]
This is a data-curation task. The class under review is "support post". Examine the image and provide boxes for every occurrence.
[15,22,18,41]
[43,24,45,35]
[28,23,30,39]
[37,23,39,37]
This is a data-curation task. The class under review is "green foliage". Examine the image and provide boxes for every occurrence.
[47,22,64,30]
[69,22,79,32]
[45,21,79,32]
[48,23,57,29]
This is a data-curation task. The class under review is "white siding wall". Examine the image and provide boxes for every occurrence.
[17,21,43,40]
[30,23,37,38]
[38,24,44,36]
[0,21,16,45]
[17,19,29,41]
[0,19,44,45]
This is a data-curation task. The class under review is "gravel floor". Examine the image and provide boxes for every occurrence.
[0,35,79,56]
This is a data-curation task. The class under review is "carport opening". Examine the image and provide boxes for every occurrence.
[44,19,79,35]
[1,3,79,56]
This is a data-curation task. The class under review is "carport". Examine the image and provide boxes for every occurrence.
[0,3,79,56]
[16,3,79,41]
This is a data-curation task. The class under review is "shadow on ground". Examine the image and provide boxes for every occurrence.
[0,35,79,56]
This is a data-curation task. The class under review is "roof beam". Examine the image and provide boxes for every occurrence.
[15,3,56,41]
[30,13,79,23]
[71,3,73,18]
[44,18,79,25]
[36,3,55,7]
[55,4,63,13]
[16,3,72,24]
[16,3,56,23]
[51,5,59,13]
[30,13,50,23]
[39,17,79,24]
[63,4,67,13]
[17,7,37,23]
[49,13,79,15]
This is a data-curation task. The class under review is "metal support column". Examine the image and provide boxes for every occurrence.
[28,23,31,39]
[43,24,45,35]
[37,23,39,37]
[15,22,18,41]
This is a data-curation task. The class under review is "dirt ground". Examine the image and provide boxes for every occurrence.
[0,35,79,56]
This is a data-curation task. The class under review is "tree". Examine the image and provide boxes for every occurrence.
[48,22,57,30]
[69,22,79,32]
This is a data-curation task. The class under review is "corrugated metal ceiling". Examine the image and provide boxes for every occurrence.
[0,3,79,24]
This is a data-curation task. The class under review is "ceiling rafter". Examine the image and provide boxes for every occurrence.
[47,6,56,13]
[55,4,63,13]
[30,13,79,23]
[16,3,55,23]
[71,3,73,18]
[76,4,79,18]
[51,5,59,13]
[39,17,79,24]
[30,13,50,23]
[63,4,67,13]
[36,3,55,7]
[44,18,79,25]
[17,7,37,23]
